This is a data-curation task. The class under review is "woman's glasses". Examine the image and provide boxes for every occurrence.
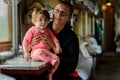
[53,9,69,16]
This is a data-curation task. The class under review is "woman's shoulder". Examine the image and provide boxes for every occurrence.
[65,26,77,37]
[63,28,78,41]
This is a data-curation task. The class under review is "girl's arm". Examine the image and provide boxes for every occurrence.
[22,46,31,61]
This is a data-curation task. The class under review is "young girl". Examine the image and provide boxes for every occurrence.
[22,8,61,80]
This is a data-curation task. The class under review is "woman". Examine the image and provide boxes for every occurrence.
[31,1,81,80]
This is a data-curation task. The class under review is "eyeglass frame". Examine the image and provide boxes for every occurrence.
[53,9,70,16]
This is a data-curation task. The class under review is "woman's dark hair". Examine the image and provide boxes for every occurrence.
[59,1,73,16]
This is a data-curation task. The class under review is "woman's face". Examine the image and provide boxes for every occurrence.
[53,3,72,25]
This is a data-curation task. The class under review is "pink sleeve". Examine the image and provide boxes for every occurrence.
[22,27,33,46]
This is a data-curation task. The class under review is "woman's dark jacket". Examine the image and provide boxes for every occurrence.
[48,21,79,80]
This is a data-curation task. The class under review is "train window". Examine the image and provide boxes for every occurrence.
[0,0,12,51]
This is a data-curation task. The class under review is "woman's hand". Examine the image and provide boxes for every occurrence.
[54,47,62,54]
[42,33,56,50]
[31,33,41,46]
[31,33,56,51]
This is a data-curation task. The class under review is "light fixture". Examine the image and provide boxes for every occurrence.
[101,4,107,11]
[106,0,112,6]
[106,2,111,6]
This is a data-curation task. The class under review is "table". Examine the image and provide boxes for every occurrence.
[0,57,50,80]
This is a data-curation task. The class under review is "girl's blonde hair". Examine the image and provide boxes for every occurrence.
[32,8,50,23]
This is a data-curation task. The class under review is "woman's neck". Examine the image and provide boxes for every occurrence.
[53,23,65,34]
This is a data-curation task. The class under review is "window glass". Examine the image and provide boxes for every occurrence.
[0,0,11,42]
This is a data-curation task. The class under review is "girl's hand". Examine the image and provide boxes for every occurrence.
[24,53,31,61]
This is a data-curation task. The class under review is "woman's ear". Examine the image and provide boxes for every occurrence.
[68,15,72,21]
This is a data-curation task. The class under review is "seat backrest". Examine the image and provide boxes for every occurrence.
[89,37,98,45]
[79,43,91,58]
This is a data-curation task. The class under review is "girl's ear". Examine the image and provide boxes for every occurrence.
[32,18,36,24]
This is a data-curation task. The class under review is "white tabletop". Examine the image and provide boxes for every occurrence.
[0,57,46,70]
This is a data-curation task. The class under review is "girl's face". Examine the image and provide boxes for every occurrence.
[53,3,72,25]
[34,15,49,30]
